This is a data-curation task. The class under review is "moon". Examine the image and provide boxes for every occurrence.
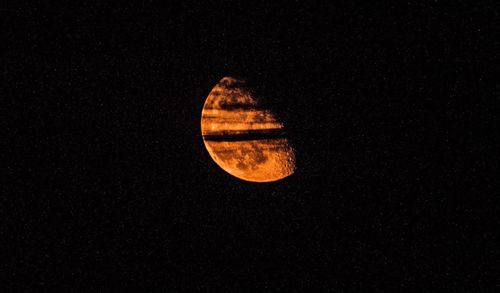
[201,76,296,182]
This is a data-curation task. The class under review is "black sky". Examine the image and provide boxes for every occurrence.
[3,2,499,291]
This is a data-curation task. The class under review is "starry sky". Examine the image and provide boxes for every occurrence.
[4,2,499,291]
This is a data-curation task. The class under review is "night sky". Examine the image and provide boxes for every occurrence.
[4,2,499,291]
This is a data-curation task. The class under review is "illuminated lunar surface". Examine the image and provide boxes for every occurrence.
[201,76,296,182]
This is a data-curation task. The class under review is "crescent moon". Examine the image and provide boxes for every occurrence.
[201,76,296,182]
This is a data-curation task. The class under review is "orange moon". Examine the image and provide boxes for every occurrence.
[201,76,296,182]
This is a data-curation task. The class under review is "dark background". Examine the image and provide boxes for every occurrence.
[3,2,499,291]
